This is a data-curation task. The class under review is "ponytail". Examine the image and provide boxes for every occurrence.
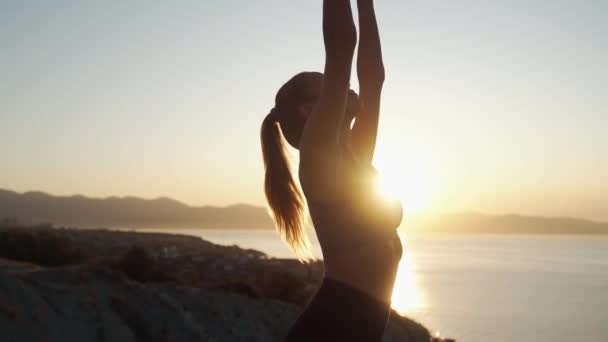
[260,109,310,259]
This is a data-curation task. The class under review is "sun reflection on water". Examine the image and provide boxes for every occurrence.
[391,233,425,314]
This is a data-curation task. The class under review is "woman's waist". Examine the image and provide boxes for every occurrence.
[313,223,401,259]
[320,232,403,294]
[310,209,399,237]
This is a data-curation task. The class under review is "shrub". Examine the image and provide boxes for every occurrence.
[113,246,172,283]
[0,229,90,266]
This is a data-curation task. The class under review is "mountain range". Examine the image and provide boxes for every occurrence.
[0,189,273,229]
[1,189,607,234]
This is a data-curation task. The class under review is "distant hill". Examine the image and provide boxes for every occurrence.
[1,189,607,234]
[0,189,274,229]
[403,212,608,235]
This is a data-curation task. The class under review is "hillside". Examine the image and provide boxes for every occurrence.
[0,226,444,342]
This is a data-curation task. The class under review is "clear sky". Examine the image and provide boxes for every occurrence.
[1,1,606,221]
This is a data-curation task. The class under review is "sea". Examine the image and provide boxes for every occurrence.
[137,229,608,342]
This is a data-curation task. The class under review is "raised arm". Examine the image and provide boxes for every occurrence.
[351,0,385,163]
[300,0,357,155]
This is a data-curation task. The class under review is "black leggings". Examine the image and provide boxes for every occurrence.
[285,277,391,341]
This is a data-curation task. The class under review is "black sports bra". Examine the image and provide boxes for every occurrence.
[303,149,403,260]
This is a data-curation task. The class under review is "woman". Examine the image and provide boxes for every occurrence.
[260,0,403,340]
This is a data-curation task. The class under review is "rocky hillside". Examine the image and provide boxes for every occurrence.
[0,226,452,341]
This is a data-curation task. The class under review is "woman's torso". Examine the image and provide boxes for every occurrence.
[300,144,403,262]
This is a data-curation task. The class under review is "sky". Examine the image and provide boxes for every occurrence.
[1,1,607,221]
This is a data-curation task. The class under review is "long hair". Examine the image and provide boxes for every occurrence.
[260,108,310,259]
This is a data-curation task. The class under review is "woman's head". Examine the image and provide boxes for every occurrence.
[260,72,359,257]
[272,72,323,148]
[272,71,360,149]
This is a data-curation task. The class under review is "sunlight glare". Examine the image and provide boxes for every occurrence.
[391,234,425,314]
[373,148,437,213]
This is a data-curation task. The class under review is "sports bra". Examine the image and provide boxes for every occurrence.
[302,147,403,260]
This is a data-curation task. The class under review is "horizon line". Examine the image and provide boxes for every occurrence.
[1,187,606,225]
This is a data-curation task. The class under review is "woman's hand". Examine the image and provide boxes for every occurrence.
[356,0,385,91]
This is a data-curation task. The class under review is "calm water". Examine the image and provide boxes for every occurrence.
[140,229,608,342]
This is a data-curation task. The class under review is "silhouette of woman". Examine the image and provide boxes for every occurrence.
[260,0,403,340]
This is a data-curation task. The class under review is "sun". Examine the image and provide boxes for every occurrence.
[372,147,436,213]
